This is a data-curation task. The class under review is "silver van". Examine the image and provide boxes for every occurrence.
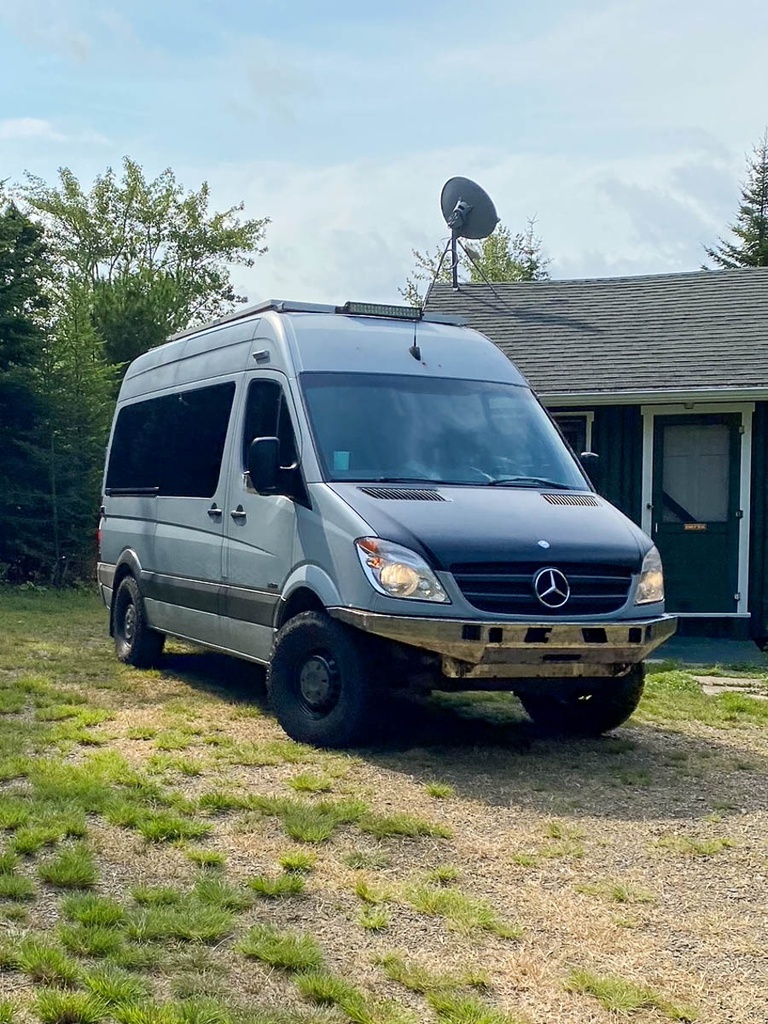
[98,300,675,746]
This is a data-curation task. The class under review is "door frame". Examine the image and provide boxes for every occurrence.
[640,402,754,617]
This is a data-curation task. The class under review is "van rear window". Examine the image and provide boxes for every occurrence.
[105,383,236,497]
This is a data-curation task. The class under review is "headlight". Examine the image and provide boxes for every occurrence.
[355,538,449,603]
[635,546,664,605]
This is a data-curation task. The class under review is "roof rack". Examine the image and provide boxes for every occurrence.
[169,299,466,342]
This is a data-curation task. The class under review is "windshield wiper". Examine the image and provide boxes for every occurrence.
[367,476,443,484]
[487,476,575,489]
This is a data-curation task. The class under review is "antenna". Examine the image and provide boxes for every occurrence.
[440,177,499,290]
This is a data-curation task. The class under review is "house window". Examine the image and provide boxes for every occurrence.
[552,412,594,455]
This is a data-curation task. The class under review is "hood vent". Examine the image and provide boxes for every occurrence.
[542,493,599,507]
[358,486,446,501]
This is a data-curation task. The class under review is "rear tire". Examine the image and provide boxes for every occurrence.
[518,665,645,736]
[113,576,165,668]
[267,612,376,748]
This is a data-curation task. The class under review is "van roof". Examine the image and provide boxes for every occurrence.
[168,299,467,342]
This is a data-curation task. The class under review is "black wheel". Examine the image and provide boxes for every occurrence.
[113,576,165,668]
[518,665,645,736]
[267,611,376,748]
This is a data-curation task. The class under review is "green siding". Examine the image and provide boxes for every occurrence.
[749,402,768,640]
[549,405,643,523]
[591,406,644,524]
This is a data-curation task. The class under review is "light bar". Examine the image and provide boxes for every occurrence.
[339,301,422,320]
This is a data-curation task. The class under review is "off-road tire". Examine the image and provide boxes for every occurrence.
[267,611,376,748]
[113,576,165,668]
[518,665,645,736]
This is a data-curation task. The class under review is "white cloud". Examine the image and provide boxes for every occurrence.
[201,136,743,308]
[0,118,66,142]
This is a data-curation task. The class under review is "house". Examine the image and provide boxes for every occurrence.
[425,268,768,643]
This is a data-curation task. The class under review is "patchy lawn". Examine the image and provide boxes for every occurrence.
[0,588,766,1023]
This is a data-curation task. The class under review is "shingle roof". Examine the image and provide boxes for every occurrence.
[425,268,768,396]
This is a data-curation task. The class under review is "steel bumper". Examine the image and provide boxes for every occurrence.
[329,608,677,679]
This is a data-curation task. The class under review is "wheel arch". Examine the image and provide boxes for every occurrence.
[276,564,342,630]
[109,549,143,636]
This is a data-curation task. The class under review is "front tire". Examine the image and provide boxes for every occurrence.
[267,612,376,748]
[113,576,165,668]
[518,665,645,736]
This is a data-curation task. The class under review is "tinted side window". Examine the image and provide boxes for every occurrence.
[241,380,298,469]
[106,382,236,498]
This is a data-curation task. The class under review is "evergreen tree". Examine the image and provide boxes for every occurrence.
[401,219,550,307]
[0,198,50,580]
[39,279,115,582]
[705,132,768,268]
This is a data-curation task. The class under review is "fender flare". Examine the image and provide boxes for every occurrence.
[277,563,343,626]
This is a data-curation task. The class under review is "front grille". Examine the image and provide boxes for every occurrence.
[541,492,599,506]
[451,561,633,616]
[358,487,446,501]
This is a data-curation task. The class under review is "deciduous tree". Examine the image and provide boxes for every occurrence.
[401,219,550,307]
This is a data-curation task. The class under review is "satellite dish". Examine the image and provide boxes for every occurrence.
[440,176,499,240]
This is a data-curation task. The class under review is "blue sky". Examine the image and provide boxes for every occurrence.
[2,0,768,305]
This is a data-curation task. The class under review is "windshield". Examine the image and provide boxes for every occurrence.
[301,373,588,488]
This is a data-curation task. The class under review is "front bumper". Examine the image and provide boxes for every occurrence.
[329,608,677,679]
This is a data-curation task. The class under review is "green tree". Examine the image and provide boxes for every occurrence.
[401,219,550,307]
[22,157,269,353]
[0,197,50,580]
[8,159,269,582]
[705,132,768,268]
[38,279,115,582]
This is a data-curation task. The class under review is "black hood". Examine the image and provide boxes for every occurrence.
[330,484,648,571]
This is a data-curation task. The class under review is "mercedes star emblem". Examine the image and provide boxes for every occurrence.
[533,567,570,609]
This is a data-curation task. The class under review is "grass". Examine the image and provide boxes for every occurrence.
[343,850,391,870]
[425,782,456,799]
[287,773,333,793]
[294,972,371,1020]
[192,875,253,911]
[38,844,98,888]
[354,877,391,904]
[655,834,736,857]
[61,894,126,927]
[16,939,81,987]
[376,952,490,994]
[576,880,656,904]
[566,969,698,1020]
[425,865,461,886]
[82,964,150,1005]
[127,903,235,944]
[278,850,317,873]
[639,670,768,728]
[0,590,765,1024]
[406,883,521,939]
[428,991,524,1024]
[358,906,390,930]
[0,873,35,900]
[237,923,323,972]
[0,1002,13,1024]
[358,812,452,840]
[185,848,226,869]
[248,873,305,898]
[135,812,211,844]
[59,923,125,959]
[131,885,182,906]
[36,990,109,1024]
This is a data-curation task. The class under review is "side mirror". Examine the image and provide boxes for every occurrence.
[579,451,600,486]
[248,437,280,494]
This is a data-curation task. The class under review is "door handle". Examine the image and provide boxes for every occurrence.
[207,504,222,519]
[230,505,247,521]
